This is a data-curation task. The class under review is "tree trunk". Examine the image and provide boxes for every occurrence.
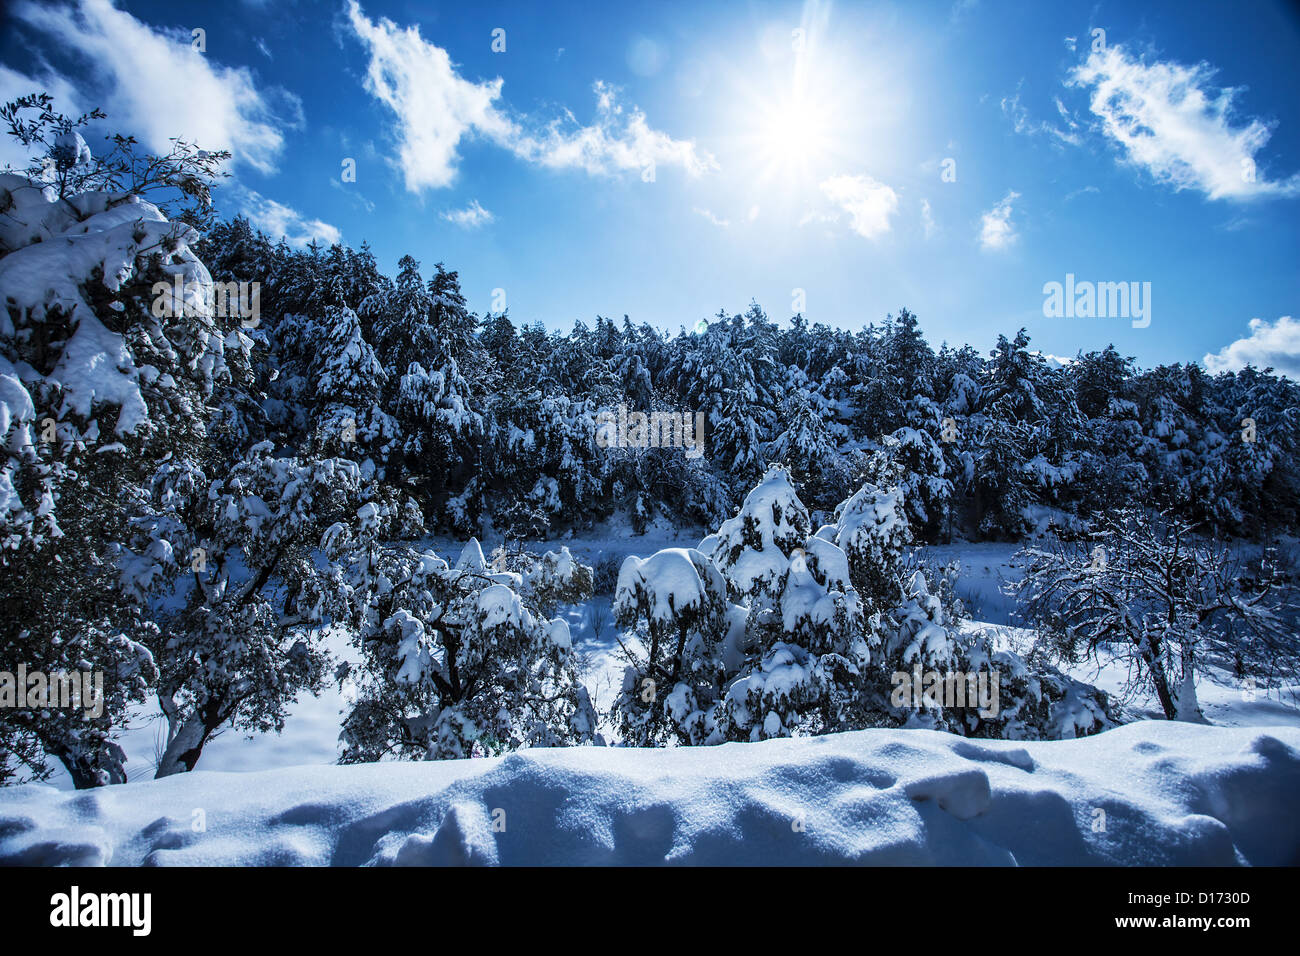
[53,748,124,789]
[669,623,689,685]
[155,698,226,777]
[1136,636,1177,719]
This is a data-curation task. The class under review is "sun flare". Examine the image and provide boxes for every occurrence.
[753,90,840,180]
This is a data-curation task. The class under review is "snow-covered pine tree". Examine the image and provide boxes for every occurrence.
[0,96,231,785]
[277,304,400,471]
[826,478,911,613]
[524,545,595,616]
[767,370,851,511]
[340,539,596,761]
[704,465,811,602]
[360,256,483,522]
[969,329,1047,538]
[866,425,951,544]
[715,533,874,741]
[610,547,731,745]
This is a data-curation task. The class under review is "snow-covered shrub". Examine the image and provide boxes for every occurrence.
[632,471,1120,746]
[956,641,1117,741]
[715,536,875,741]
[908,555,968,624]
[827,479,911,612]
[877,570,1118,740]
[523,545,594,615]
[610,547,731,745]
[591,550,622,595]
[873,569,969,731]
[716,642,827,742]
[342,540,597,761]
[705,465,810,601]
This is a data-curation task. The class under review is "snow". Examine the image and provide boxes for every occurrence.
[51,131,92,170]
[615,547,722,623]
[780,543,857,633]
[8,521,1297,864]
[707,465,809,598]
[455,536,488,571]
[2,720,1296,865]
[30,534,1295,790]
[0,177,217,435]
[0,354,36,519]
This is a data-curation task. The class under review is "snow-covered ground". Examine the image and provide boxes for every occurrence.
[3,720,1297,865]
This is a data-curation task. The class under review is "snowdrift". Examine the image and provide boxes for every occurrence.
[2,720,1297,866]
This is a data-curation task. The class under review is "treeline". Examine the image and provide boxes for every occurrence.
[198,216,1300,542]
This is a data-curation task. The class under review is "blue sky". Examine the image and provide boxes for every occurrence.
[2,0,1299,373]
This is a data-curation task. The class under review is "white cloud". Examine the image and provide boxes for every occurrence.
[1000,88,1081,147]
[345,2,714,193]
[979,190,1020,250]
[1204,316,1300,377]
[233,186,341,247]
[920,198,936,238]
[818,174,898,240]
[440,199,494,229]
[1068,44,1300,200]
[515,80,716,179]
[15,0,298,173]
[345,0,515,192]
[694,207,729,228]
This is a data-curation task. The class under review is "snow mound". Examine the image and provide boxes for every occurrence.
[1,721,1296,866]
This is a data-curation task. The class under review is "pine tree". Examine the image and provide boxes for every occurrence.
[341,540,597,760]
[611,547,731,745]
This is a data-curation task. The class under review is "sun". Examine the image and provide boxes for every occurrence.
[716,3,893,198]
[753,89,839,181]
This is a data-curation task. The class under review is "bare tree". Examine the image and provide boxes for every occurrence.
[1,92,230,229]
[1013,510,1297,720]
